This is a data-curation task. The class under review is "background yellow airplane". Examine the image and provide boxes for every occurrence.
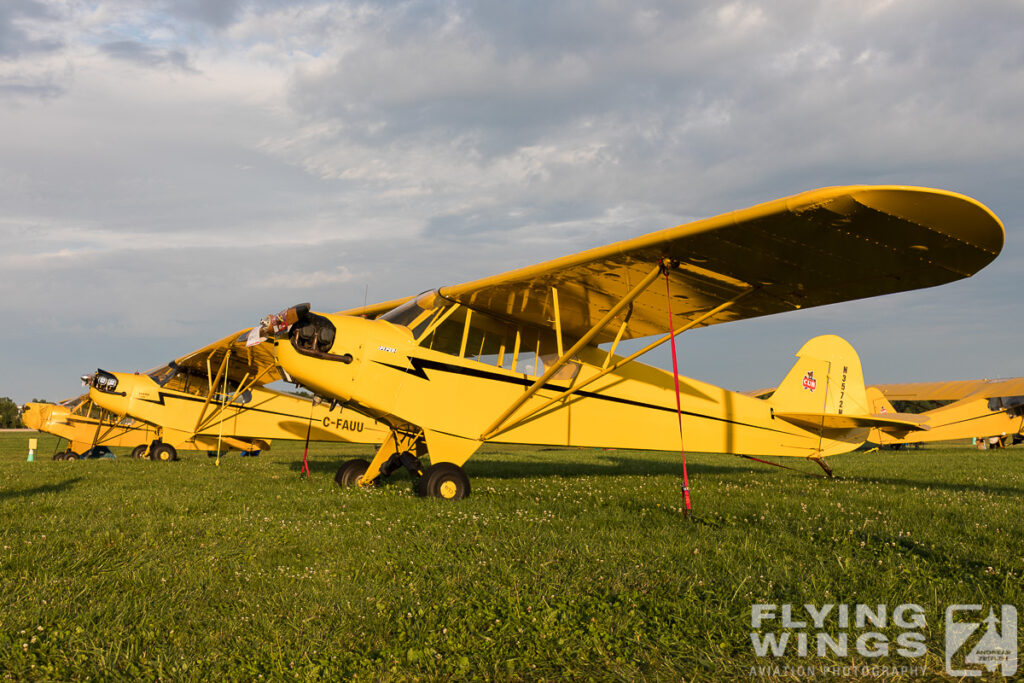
[258,185,1003,499]
[20,396,264,459]
[867,379,1024,448]
[86,324,391,462]
[21,396,157,459]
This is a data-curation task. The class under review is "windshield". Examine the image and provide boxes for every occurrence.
[149,362,239,397]
[148,365,178,386]
[379,291,440,331]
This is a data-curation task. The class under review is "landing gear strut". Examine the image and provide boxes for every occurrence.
[380,450,424,478]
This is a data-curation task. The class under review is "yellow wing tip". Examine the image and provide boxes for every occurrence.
[788,184,1004,255]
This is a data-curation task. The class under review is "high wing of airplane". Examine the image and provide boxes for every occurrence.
[86,305,396,461]
[259,185,1002,499]
[873,378,1024,402]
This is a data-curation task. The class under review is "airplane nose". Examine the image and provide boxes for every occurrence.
[291,313,337,354]
[88,369,121,394]
[20,403,43,430]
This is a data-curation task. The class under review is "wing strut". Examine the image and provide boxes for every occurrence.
[480,263,664,440]
[482,277,758,441]
[194,351,231,434]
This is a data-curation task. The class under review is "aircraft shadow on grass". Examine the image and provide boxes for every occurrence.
[283,454,1024,495]
[285,451,781,480]
[0,477,83,501]
[841,475,1024,498]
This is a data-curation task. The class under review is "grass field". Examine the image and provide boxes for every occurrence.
[1,431,1021,681]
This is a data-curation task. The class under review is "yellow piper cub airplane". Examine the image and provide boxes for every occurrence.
[258,186,1002,499]
[866,378,1024,447]
[20,395,259,460]
[21,396,158,459]
[85,322,391,462]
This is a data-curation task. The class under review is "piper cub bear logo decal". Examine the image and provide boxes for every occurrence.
[802,371,817,392]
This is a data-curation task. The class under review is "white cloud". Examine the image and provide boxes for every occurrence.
[1,0,1023,402]
[255,266,354,289]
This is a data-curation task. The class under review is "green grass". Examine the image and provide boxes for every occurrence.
[1,432,1021,681]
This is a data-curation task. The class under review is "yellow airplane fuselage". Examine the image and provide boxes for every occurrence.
[275,315,870,470]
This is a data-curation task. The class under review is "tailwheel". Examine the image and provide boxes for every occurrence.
[417,463,471,501]
[151,443,178,462]
[335,458,370,487]
[811,457,834,478]
[131,445,148,459]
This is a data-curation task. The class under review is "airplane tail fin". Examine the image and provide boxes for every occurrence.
[769,337,927,452]
[768,335,868,417]
[866,387,897,415]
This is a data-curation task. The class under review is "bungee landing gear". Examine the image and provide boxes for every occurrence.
[333,450,471,500]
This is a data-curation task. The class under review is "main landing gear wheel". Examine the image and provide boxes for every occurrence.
[416,463,470,501]
[151,443,178,462]
[335,458,370,487]
[131,445,148,459]
[64,451,80,461]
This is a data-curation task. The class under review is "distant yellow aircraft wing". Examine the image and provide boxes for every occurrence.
[874,377,1024,401]
[439,186,1003,343]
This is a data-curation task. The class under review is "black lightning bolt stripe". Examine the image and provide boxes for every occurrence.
[373,357,791,435]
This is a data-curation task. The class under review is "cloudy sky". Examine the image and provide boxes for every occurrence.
[1,0,1022,404]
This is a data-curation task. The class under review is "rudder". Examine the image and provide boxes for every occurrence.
[769,335,868,417]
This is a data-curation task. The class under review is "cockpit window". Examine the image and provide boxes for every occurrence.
[63,397,86,411]
[417,301,581,381]
[149,365,178,386]
[215,389,252,405]
[149,363,239,397]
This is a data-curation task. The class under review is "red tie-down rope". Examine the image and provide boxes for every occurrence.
[301,400,314,478]
[663,265,692,517]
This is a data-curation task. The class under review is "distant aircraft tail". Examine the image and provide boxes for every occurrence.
[866,387,897,415]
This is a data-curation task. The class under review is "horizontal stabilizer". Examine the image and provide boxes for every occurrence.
[774,411,929,432]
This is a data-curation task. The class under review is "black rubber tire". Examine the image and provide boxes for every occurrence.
[65,452,79,461]
[151,443,178,462]
[335,458,370,487]
[131,445,148,459]
[416,463,470,500]
[53,451,67,461]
